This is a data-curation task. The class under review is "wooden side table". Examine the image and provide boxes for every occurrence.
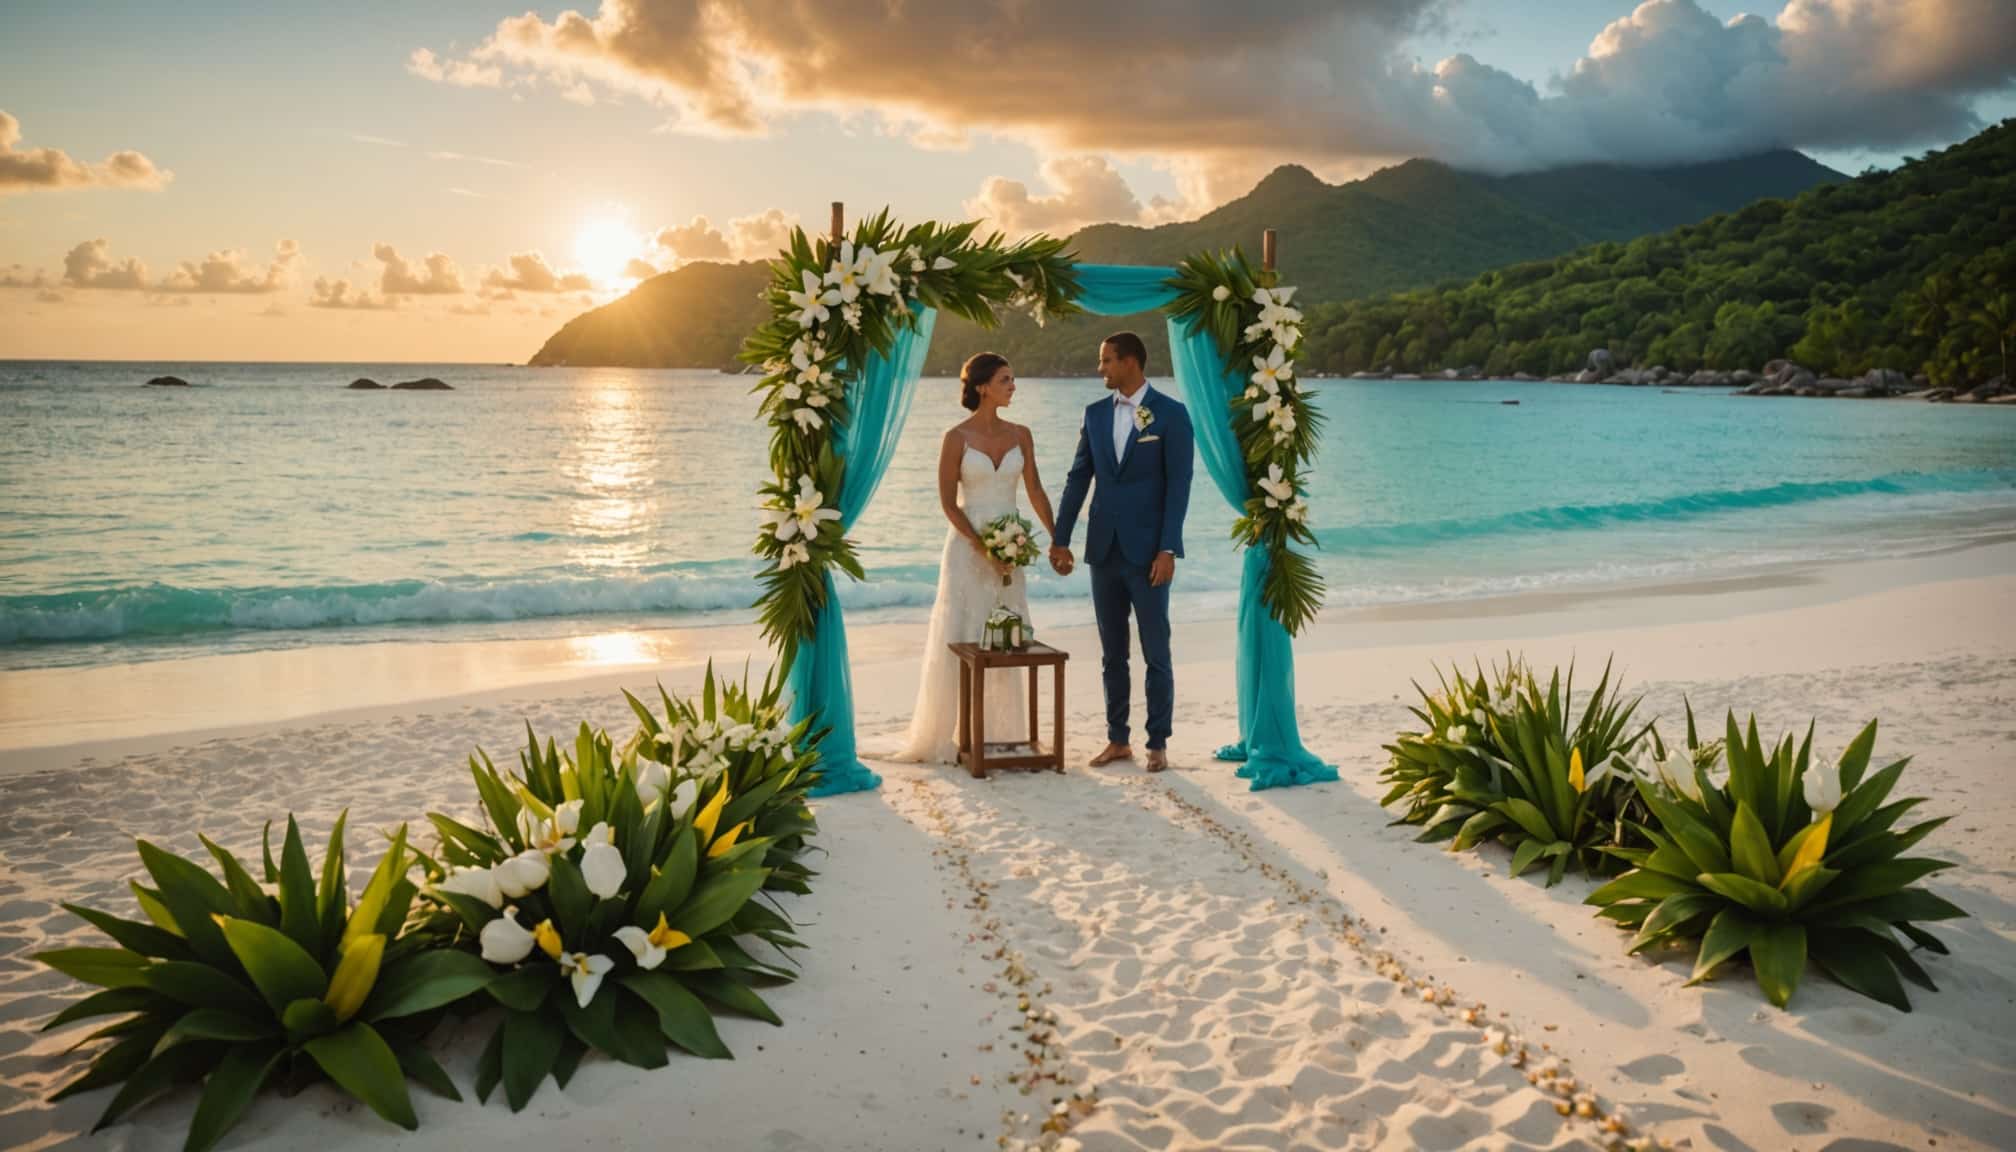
[948,641,1067,779]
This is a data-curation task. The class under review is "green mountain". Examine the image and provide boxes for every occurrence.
[1299,119,2016,386]
[527,150,1842,374]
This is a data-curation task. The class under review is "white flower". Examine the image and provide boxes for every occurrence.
[1252,344,1294,390]
[560,951,614,1008]
[1472,707,1487,727]
[516,798,582,855]
[1643,745,1702,803]
[1287,497,1309,523]
[1211,284,1231,302]
[1004,268,1026,290]
[763,474,841,543]
[786,268,838,328]
[668,776,700,819]
[776,540,811,569]
[792,343,831,389]
[613,913,693,971]
[1257,463,1295,508]
[1253,285,1302,328]
[932,255,957,271]
[437,866,502,909]
[495,849,550,898]
[824,241,864,303]
[858,246,901,296]
[1802,758,1841,815]
[841,301,862,331]
[790,406,824,433]
[636,757,670,805]
[479,906,536,965]
[1446,725,1471,744]
[581,830,627,900]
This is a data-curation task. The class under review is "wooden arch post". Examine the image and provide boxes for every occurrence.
[1263,228,1277,271]
[831,201,845,243]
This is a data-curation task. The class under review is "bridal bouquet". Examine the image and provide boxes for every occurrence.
[979,512,1041,587]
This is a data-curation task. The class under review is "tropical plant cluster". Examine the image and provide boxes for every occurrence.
[33,666,824,1151]
[1300,118,2016,385]
[1380,657,1966,1010]
[1166,251,1326,633]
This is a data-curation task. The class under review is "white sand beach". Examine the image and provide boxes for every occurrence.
[3,543,2012,1152]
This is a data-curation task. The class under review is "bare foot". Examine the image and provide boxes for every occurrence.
[1145,749,1169,773]
[1088,742,1133,767]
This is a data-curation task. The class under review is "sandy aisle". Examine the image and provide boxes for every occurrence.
[2,547,2011,1150]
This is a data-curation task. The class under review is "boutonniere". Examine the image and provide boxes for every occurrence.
[1133,405,1155,432]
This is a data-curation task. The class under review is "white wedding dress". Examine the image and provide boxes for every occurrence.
[891,443,1033,763]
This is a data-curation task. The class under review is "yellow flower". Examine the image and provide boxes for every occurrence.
[1568,748,1586,793]
[533,917,563,960]
[324,933,384,1021]
[1780,811,1832,885]
[693,779,729,843]
[613,912,692,970]
[707,821,750,859]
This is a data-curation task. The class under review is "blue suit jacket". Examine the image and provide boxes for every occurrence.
[1055,385,1195,568]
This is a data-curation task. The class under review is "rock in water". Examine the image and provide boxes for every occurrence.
[391,377,452,390]
[144,375,190,387]
[1588,348,1615,376]
[347,378,384,390]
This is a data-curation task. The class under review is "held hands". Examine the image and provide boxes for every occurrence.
[1150,551,1176,587]
[1048,544,1075,576]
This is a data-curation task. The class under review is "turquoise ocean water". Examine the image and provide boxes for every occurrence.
[3,362,2013,672]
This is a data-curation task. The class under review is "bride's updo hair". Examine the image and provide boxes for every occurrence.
[960,352,1009,411]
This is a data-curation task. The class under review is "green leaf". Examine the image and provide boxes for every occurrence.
[141,961,267,1020]
[163,1008,277,1044]
[198,835,272,922]
[183,1040,283,1152]
[1749,921,1807,1008]
[1586,869,1696,905]
[135,840,236,967]
[547,854,592,942]
[317,810,350,925]
[304,1021,419,1130]
[681,971,781,1025]
[1508,837,1549,878]
[1629,892,1721,955]
[622,971,731,1058]
[1809,927,1911,1011]
[1810,858,1954,907]
[1781,865,1840,911]
[1689,906,1758,984]
[473,1020,504,1104]
[1697,872,1789,916]
[91,1044,202,1133]
[362,949,493,1020]
[41,985,164,1032]
[277,817,321,956]
[1831,758,1909,840]
[660,940,724,972]
[218,916,328,1013]
[1638,786,1731,875]
[393,1041,462,1102]
[638,828,700,927]
[486,965,555,1012]
[36,946,151,989]
[282,996,339,1041]
[673,868,770,937]
[500,1006,564,1112]
[62,904,194,961]
[1729,803,1782,886]
[1835,888,1968,924]
[551,1033,587,1089]
[1836,718,1878,792]
[50,1020,169,1102]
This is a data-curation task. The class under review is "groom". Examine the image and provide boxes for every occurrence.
[1050,332,1194,773]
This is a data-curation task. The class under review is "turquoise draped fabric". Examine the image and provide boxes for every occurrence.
[791,305,938,797]
[1074,264,1336,791]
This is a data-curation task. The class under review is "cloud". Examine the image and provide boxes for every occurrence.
[965,156,1148,235]
[429,150,526,168]
[482,251,593,293]
[62,239,148,290]
[725,208,797,260]
[407,47,503,88]
[160,240,300,294]
[415,0,2016,188]
[310,277,393,310]
[36,289,65,304]
[623,256,659,279]
[348,132,406,148]
[1,263,49,289]
[1,111,172,194]
[653,215,731,261]
[372,243,466,295]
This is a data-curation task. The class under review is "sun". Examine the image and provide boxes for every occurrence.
[573,216,641,286]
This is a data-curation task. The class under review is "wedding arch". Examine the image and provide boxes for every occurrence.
[744,204,1335,797]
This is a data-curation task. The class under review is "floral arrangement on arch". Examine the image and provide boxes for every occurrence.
[1166,251,1325,634]
[741,212,1080,669]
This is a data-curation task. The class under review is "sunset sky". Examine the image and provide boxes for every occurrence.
[2,0,2011,363]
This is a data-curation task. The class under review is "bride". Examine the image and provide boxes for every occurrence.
[893,352,1059,763]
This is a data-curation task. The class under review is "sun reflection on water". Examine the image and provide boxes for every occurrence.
[566,630,660,668]
[567,377,654,570]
